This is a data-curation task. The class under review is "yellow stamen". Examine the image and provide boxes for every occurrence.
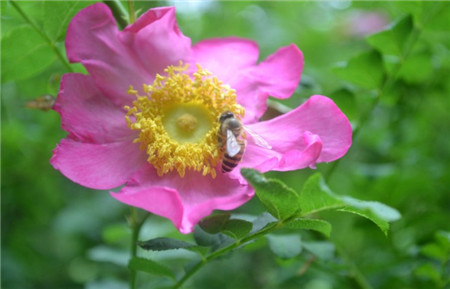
[125,62,244,178]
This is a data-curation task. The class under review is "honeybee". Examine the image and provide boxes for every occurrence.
[218,112,271,173]
[25,94,56,111]
[218,112,246,173]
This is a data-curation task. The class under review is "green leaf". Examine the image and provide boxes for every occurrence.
[420,231,450,262]
[299,174,400,235]
[298,173,344,215]
[2,2,45,37]
[266,234,302,259]
[398,52,433,83]
[421,2,450,32]
[199,213,253,240]
[241,168,301,221]
[367,15,414,57]
[193,226,234,251]
[251,212,277,234]
[1,26,56,82]
[222,219,253,240]
[43,1,95,42]
[138,237,195,251]
[332,50,385,90]
[128,257,175,280]
[138,237,209,256]
[421,243,446,262]
[339,196,401,236]
[414,263,441,284]
[285,218,332,238]
[302,241,335,260]
[331,88,357,121]
[199,212,231,234]
[435,231,450,250]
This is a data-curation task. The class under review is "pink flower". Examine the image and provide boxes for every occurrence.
[51,3,352,234]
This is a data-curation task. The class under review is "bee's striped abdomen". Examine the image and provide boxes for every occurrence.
[221,149,244,173]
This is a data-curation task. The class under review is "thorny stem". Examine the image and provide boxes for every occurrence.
[9,0,73,72]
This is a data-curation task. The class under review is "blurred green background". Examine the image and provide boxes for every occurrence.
[2,1,449,289]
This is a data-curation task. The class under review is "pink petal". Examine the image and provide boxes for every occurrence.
[66,3,149,106]
[122,7,191,77]
[51,138,146,190]
[66,4,191,107]
[111,165,254,234]
[249,44,304,99]
[191,37,259,82]
[233,44,304,123]
[54,73,132,144]
[241,131,323,172]
[242,95,352,170]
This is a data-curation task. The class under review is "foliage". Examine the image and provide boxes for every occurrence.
[2,1,449,289]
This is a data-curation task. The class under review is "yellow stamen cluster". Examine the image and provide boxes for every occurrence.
[125,62,244,178]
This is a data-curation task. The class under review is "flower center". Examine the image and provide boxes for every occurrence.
[125,62,244,178]
[176,113,197,133]
[163,104,210,143]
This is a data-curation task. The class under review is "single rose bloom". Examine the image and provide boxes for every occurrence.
[51,3,352,233]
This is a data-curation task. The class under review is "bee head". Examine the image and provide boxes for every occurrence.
[219,111,235,122]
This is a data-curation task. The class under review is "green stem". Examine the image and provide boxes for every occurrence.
[127,0,136,24]
[129,207,139,289]
[9,0,73,72]
[173,259,205,289]
[123,1,140,287]
[128,209,150,289]
[173,222,281,288]
[103,0,129,29]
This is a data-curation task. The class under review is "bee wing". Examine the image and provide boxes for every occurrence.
[244,126,272,149]
[226,129,242,157]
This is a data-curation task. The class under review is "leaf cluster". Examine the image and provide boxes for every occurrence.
[131,169,400,287]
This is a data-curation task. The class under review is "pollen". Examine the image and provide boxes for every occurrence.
[125,62,244,178]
